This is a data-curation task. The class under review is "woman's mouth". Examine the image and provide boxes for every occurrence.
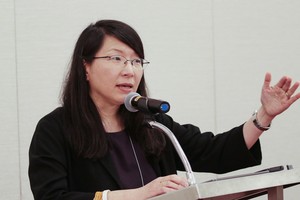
[117,83,134,92]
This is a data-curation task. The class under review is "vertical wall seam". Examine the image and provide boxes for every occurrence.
[210,0,218,133]
[13,0,22,199]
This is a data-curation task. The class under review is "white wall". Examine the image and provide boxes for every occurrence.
[1,0,299,199]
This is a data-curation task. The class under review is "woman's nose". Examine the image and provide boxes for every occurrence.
[121,61,135,76]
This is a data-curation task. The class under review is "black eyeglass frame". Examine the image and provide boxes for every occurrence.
[92,55,150,67]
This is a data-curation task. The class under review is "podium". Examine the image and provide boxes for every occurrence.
[149,168,300,200]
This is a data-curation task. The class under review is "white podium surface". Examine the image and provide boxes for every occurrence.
[149,168,300,200]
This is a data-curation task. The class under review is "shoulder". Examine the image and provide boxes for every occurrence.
[36,107,65,129]
[154,113,174,126]
[29,107,70,169]
[39,107,64,122]
[32,107,66,143]
[154,113,202,135]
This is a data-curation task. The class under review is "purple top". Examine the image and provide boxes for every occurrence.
[107,131,157,189]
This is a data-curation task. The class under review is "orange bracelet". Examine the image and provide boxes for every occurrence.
[94,192,103,200]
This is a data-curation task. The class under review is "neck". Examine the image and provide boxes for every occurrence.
[101,114,124,133]
[94,102,124,133]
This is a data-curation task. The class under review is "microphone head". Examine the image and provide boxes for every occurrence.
[124,92,140,112]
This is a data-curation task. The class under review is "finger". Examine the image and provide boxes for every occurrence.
[275,76,289,89]
[167,181,184,190]
[286,81,300,97]
[166,175,188,187]
[281,77,292,92]
[263,72,272,89]
[160,180,176,189]
[288,92,300,105]
[160,186,178,194]
[176,178,188,187]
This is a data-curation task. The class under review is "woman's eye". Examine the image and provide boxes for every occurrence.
[111,56,122,61]
[134,59,142,64]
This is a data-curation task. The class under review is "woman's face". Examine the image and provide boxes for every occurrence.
[85,35,144,108]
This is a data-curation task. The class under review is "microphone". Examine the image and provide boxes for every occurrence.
[124,92,170,114]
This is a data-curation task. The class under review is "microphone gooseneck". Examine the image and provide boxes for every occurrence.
[125,92,197,187]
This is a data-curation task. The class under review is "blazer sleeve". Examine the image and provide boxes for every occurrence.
[155,114,262,174]
[28,109,95,200]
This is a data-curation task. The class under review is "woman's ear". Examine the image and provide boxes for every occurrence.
[83,60,89,81]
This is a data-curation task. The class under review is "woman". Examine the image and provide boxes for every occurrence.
[29,19,300,200]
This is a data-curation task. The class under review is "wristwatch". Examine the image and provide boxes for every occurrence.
[252,110,271,131]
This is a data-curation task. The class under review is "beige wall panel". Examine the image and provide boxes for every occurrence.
[0,0,20,199]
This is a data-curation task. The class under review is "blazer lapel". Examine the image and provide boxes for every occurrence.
[99,153,122,188]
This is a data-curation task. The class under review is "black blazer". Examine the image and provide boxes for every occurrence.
[29,107,262,200]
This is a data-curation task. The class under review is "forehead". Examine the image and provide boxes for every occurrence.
[98,35,137,56]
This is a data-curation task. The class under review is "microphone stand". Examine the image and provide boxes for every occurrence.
[148,120,197,186]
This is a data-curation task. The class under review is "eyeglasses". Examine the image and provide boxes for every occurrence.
[92,55,150,70]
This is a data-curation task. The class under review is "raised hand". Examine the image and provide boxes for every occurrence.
[261,72,300,118]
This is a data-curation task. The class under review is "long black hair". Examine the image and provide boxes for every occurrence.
[61,20,165,159]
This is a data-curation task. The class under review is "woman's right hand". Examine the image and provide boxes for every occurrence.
[138,174,189,199]
[107,174,189,200]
